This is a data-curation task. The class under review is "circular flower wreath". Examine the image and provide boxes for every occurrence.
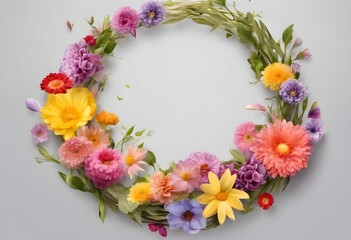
[26,0,325,237]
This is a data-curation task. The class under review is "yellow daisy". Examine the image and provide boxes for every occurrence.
[261,63,295,90]
[196,169,249,224]
[128,182,153,205]
[40,87,96,140]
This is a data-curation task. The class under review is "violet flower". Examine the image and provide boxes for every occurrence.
[303,118,325,143]
[59,40,103,85]
[31,123,49,143]
[166,199,206,234]
[139,1,166,27]
[308,106,321,119]
[279,79,307,104]
[291,62,301,74]
[25,98,41,112]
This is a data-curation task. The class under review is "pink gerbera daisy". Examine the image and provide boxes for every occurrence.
[234,122,257,153]
[76,124,110,150]
[121,146,147,179]
[58,137,94,169]
[170,160,201,192]
[186,152,221,184]
[250,119,312,178]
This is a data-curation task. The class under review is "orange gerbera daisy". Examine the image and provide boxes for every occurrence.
[40,73,73,94]
[261,63,294,91]
[96,111,119,126]
[250,119,312,178]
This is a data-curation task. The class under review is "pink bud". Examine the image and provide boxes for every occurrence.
[293,37,303,48]
[245,103,266,112]
[302,48,311,59]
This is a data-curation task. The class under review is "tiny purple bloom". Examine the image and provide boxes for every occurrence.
[291,62,301,74]
[166,199,206,234]
[303,118,325,143]
[185,152,221,184]
[60,40,103,85]
[111,6,139,37]
[234,156,267,191]
[25,98,41,112]
[279,79,307,104]
[139,1,166,27]
[31,124,49,144]
[308,106,321,119]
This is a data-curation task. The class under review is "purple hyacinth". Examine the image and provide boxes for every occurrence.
[165,199,206,234]
[303,118,325,143]
[279,79,307,104]
[59,40,103,85]
[139,1,166,27]
[234,156,267,191]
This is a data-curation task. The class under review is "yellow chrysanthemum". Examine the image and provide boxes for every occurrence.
[40,87,96,140]
[128,182,152,205]
[261,63,295,90]
[197,169,249,225]
[96,111,120,126]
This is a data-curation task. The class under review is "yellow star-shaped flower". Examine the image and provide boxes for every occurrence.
[197,169,249,224]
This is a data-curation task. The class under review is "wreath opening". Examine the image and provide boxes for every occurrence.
[26,0,325,237]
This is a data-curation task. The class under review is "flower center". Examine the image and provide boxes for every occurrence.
[125,155,135,166]
[182,211,194,221]
[216,192,228,201]
[276,143,290,154]
[48,79,64,89]
[182,173,190,181]
[262,197,269,205]
[88,136,98,145]
[290,90,296,97]
[61,107,79,123]
[148,11,155,20]
[200,164,209,174]
[244,133,253,143]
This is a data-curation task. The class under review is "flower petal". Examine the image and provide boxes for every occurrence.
[197,193,215,204]
[217,201,227,224]
[200,183,217,196]
[202,200,219,218]
[166,214,184,230]
[220,169,234,192]
[223,201,235,221]
[227,195,245,211]
[229,189,249,199]
[165,203,186,216]
[208,171,220,193]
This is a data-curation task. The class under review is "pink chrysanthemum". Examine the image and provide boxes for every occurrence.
[170,160,201,192]
[76,125,110,150]
[150,172,179,204]
[84,147,124,189]
[186,152,221,184]
[111,6,139,37]
[121,146,147,179]
[58,137,94,169]
[234,122,257,153]
[250,120,312,178]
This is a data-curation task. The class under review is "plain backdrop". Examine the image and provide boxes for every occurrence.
[1,0,350,239]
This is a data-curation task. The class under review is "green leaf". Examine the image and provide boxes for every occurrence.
[98,195,106,223]
[302,96,309,114]
[229,149,246,164]
[128,208,142,226]
[237,26,256,46]
[37,145,61,164]
[87,16,94,26]
[135,129,145,137]
[144,150,156,169]
[66,175,90,192]
[138,143,144,148]
[282,24,294,46]
[226,33,232,38]
[104,40,117,54]
[117,96,124,101]
[125,125,135,137]
[106,184,138,214]
[58,171,68,182]
[95,29,112,48]
[102,15,110,30]
[255,125,264,132]
[248,51,265,78]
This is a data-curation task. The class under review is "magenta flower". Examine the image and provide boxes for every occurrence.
[31,124,49,143]
[25,98,41,112]
[84,147,124,189]
[186,152,221,184]
[148,224,167,237]
[111,6,139,37]
[170,160,201,192]
[234,122,257,153]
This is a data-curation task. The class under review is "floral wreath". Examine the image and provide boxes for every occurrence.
[26,0,325,237]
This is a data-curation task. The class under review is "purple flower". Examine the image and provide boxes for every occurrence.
[218,162,236,178]
[59,40,103,85]
[139,1,166,27]
[303,118,325,143]
[279,79,307,104]
[186,152,221,184]
[166,199,206,234]
[234,156,267,191]
[31,124,49,143]
[25,98,41,112]
[291,62,301,74]
[111,6,139,37]
[308,106,321,119]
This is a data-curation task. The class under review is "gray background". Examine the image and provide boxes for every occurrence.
[1,0,350,239]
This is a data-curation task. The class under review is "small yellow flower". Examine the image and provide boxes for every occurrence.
[261,63,295,90]
[40,87,96,140]
[128,182,152,205]
[197,169,249,224]
[96,111,119,126]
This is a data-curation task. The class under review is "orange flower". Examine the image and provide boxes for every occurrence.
[150,172,179,204]
[96,111,119,125]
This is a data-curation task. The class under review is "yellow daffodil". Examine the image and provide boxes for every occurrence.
[196,169,249,224]
[40,87,96,140]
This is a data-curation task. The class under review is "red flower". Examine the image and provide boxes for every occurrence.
[40,73,73,94]
[148,224,167,237]
[258,193,274,210]
[84,35,96,46]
